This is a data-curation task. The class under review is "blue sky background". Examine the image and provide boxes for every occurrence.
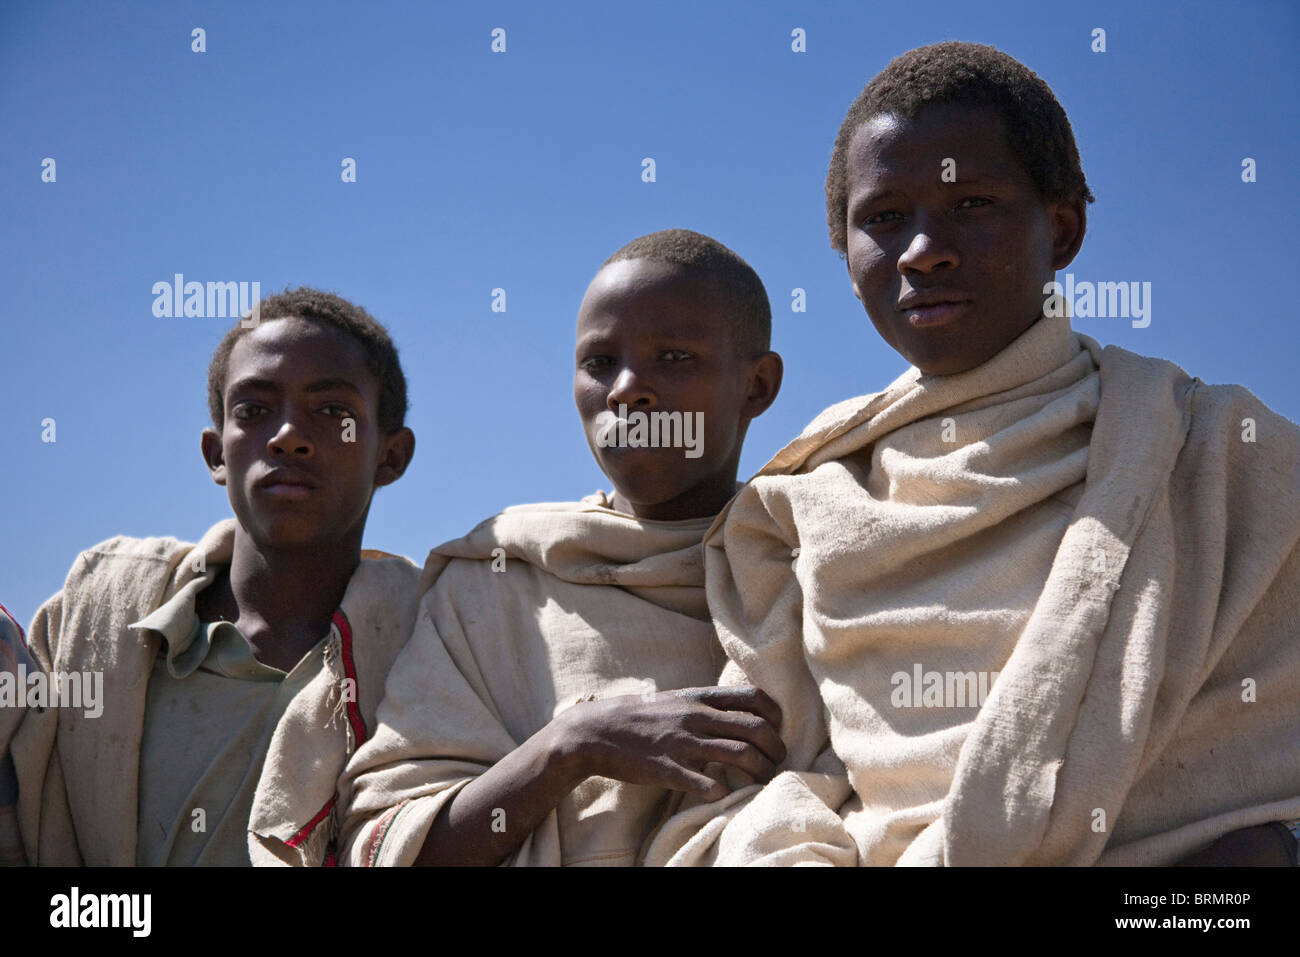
[2,0,1297,628]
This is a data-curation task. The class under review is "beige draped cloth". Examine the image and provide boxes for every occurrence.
[338,493,726,866]
[11,521,421,866]
[643,315,1300,866]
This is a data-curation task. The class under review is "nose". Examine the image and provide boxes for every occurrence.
[897,215,959,275]
[606,365,657,412]
[267,411,315,458]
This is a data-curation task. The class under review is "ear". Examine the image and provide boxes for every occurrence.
[201,428,227,486]
[373,427,415,489]
[742,351,784,421]
[1050,197,1087,270]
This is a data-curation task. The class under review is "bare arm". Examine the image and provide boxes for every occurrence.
[1174,823,1297,866]
[415,686,785,866]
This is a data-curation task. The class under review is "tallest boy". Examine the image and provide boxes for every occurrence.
[645,42,1300,867]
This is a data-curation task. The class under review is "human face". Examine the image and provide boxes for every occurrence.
[574,259,776,522]
[844,102,1084,375]
[202,317,408,550]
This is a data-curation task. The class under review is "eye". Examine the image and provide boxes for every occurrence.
[956,196,992,210]
[660,349,693,362]
[321,403,353,418]
[231,402,265,421]
[863,210,902,226]
[579,356,613,374]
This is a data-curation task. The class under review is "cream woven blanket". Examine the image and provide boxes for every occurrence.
[644,316,1300,866]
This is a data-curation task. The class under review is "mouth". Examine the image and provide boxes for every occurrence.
[590,409,685,456]
[254,468,320,499]
[897,290,973,329]
[592,412,647,455]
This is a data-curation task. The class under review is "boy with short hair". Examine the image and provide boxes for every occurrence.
[644,43,1300,866]
[339,229,788,866]
[11,287,421,865]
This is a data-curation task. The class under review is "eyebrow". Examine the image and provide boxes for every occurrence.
[303,377,364,396]
[850,176,998,209]
[576,331,716,353]
[849,187,905,209]
[227,376,364,396]
[227,376,279,395]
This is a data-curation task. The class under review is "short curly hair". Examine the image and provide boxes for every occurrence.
[602,228,772,357]
[826,41,1095,254]
[206,287,408,434]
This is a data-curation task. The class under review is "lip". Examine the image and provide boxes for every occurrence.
[897,289,973,329]
[590,409,678,455]
[903,301,971,328]
[254,468,320,498]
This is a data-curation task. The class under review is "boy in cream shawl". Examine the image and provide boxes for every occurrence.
[10,288,420,866]
[643,43,1300,867]
[340,230,786,866]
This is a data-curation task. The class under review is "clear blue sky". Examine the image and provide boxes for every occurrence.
[3,0,1297,628]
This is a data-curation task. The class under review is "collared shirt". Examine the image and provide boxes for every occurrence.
[131,577,328,866]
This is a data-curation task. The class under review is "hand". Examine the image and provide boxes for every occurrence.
[549,685,787,802]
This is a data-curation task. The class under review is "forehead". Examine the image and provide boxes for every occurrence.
[847,102,1030,190]
[577,259,731,342]
[226,316,376,391]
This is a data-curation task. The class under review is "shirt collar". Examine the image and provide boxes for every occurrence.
[130,573,214,649]
[129,571,220,677]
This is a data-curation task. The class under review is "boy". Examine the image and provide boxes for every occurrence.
[10,288,420,865]
[644,43,1300,866]
[339,229,787,866]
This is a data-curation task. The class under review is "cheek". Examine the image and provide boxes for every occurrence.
[573,385,606,428]
[699,388,742,443]
[849,241,891,288]
[574,376,604,406]
[223,433,257,480]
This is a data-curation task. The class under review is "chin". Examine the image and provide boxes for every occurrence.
[898,336,989,377]
[239,511,335,550]
[912,354,981,377]
[611,480,688,510]
[605,470,690,510]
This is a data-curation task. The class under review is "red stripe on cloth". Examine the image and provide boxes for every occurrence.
[332,608,367,746]
[365,801,405,867]
[286,795,336,848]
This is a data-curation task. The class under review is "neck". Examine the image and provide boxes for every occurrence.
[613,473,740,522]
[202,525,362,670]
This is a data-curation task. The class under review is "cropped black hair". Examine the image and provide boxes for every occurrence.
[826,41,1095,253]
[602,229,772,357]
[207,287,408,434]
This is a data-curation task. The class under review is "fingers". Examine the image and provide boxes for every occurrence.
[692,709,787,767]
[691,737,780,783]
[672,686,787,767]
[648,756,729,801]
[676,685,783,729]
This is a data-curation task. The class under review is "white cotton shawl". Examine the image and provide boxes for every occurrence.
[339,493,725,866]
[643,315,1300,866]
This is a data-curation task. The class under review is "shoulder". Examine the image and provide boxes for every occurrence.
[1182,379,1300,514]
[427,496,607,565]
[340,552,424,681]
[60,532,195,593]
[345,551,423,616]
[1097,343,1300,452]
[1186,379,1300,441]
